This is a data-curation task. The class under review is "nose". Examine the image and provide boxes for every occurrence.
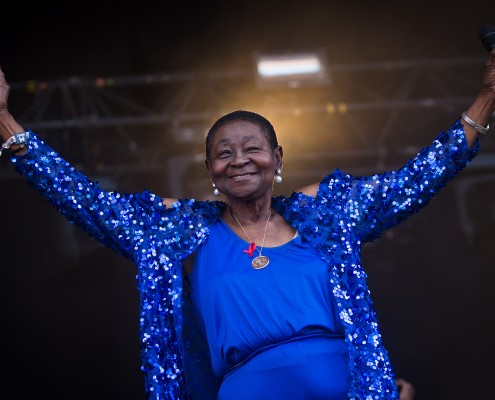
[230,151,249,166]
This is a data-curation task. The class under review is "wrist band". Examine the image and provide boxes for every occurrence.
[461,111,490,135]
[10,142,27,156]
[0,131,30,156]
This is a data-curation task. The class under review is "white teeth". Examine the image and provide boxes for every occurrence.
[232,174,251,179]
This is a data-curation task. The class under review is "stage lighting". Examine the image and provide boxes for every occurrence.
[254,51,330,88]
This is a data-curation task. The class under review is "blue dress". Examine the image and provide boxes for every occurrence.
[190,219,351,399]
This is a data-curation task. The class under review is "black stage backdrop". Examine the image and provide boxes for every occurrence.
[1,2,494,399]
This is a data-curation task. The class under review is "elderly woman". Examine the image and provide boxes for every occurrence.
[1,48,494,400]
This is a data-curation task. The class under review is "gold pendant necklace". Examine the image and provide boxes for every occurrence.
[232,208,271,269]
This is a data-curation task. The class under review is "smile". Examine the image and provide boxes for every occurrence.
[230,173,256,179]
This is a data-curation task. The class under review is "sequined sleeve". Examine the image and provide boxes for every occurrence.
[9,132,228,399]
[322,119,479,243]
[10,131,166,260]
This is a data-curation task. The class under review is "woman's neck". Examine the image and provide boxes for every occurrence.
[225,197,273,224]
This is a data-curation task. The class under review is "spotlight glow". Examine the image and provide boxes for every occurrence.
[254,51,329,88]
[257,54,322,77]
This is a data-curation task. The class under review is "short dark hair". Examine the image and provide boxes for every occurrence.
[205,110,278,159]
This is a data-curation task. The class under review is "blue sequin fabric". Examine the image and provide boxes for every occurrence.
[11,118,478,399]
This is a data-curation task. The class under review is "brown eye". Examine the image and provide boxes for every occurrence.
[218,150,231,158]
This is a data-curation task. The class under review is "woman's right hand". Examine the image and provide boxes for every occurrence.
[0,66,9,112]
[0,66,26,143]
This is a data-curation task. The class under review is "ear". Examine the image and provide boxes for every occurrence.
[205,158,212,177]
[274,145,283,170]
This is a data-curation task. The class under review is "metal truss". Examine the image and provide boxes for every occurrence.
[2,55,494,244]
[5,56,493,172]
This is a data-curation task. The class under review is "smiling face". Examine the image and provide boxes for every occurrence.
[205,120,282,202]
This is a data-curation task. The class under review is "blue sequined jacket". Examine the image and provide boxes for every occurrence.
[11,119,478,400]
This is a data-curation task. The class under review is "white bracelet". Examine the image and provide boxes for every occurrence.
[461,112,490,135]
[0,131,30,156]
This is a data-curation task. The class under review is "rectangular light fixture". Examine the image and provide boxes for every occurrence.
[254,51,330,88]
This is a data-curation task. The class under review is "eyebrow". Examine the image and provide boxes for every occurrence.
[214,135,263,148]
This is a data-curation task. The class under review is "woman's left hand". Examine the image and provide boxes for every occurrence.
[396,377,415,400]
[480,50,495,97]
[462,49,495,146]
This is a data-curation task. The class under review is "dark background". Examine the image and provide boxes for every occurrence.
[1,1,495,399]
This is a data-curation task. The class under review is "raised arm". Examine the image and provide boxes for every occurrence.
[298,50,495,201]
[348,117,479,243]
[0,67,169,259]
[353,50,495,241]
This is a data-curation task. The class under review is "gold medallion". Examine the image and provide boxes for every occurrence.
[252,255,269,269]
[231,208,272,270]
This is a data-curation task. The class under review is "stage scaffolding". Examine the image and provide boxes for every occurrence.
[2,56,494,243]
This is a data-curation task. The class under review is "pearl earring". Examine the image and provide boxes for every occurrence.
[212,183,220,196]
[274,168,282,184]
